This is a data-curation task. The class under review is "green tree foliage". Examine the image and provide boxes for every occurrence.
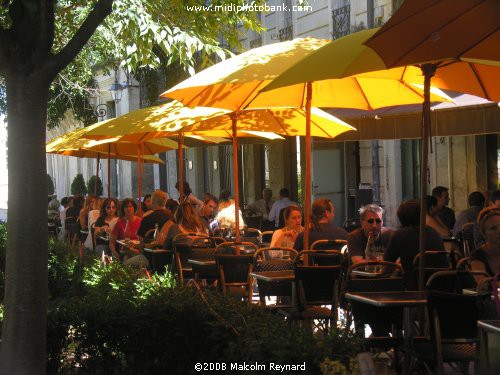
[0,0,265,127]
[47,174,55,195]
[87,175,103,197]
[71,173,87,196]
[0,1,264,371]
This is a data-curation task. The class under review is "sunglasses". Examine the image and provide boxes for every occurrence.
[366,218,382,224]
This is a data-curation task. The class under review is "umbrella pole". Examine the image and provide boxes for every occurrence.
[178,133,184,202]
[107,145,111,198]
[418,64,436,291]
[95,153,100,197]
[137,143,143,216]
[304,82,312,251]
[231,114,240,244]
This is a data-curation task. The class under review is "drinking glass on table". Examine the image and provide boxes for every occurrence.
[373,247,385,273]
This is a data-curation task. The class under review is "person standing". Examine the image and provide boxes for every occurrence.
[348,204,393,265]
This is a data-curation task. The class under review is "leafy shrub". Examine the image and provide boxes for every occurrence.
[87,175,103,197]
[47,174,55,195]
[70,173,87,196]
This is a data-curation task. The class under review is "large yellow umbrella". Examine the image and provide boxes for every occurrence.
[364,0,499,291]
[81,100,356,240]
[47,125,179,199]
[161,29,450,248]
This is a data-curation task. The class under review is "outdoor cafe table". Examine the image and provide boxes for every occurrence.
[250,270,296,306]
[344,290,428,366]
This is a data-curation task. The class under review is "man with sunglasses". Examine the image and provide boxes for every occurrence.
[348,204,393,265]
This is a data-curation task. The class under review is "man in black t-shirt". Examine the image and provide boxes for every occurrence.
[348,204,393,266]
[137,189,170,241]
[432,186,455,230]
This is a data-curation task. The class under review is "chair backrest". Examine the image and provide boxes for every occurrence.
[254,247,298,263]
[426,270,490,293]
[295,265,343,310]
[260,230,274,245]
[144,228,156,243]
[215,241,258,255]
[456,256,471,271]
[173,233,209,284]
[311,239,348,252]
[243,214,262,230]
[427,289,479,340]
[215,250,254,299]
[461,222,475,257]
[295,250,344,267]
[413,251,453,287]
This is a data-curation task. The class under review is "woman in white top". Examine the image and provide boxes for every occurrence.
[270,205,303,249]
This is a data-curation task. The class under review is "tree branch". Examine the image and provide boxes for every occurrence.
[45,0,113,79]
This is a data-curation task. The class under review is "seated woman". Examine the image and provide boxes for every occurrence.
[384,199,445,290]
[471,207,500,277]
[293,199,348,251]
[162,202,206,250]
[79,195,96,231]
[270,205,303,249]
[93,198,119,255]
[109,198,142,261]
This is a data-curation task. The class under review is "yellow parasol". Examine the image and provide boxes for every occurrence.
[81,101,357,241]
[162,28,451,248]
[365,0,500,291]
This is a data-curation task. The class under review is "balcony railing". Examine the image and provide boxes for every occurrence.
[332,3,350,40]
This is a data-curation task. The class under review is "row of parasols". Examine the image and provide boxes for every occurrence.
[46,0,500,289]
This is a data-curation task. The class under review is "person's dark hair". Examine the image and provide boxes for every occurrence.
[219,190,231,202]
[175,181,192,195]
[311,199,332,230]
[204,193,218,205]
[120,198,137,217]
[397,199,420,227]
[72,195,84,212]
[490,190,500,204]
[279,188,290,198]
[425,195,437,212]
[431,186,449,198]
[61,197,69,207]
[99,198,118,219]
[468,191,485,207]
[174,202,202,232]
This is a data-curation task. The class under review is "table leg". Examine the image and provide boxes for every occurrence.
[478,326,490,374]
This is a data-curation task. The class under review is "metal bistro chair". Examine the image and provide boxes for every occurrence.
[413,251,452,288]
[173,233,210,286]
[409,271,484,375]
[461,222,475,257]
[253,247,298,307]
[215,242,257,301]
[344,262,405,354]
[293,251,343,332]
[240,227,262,247]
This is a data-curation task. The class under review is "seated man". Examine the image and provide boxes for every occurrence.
[137,189,170,246]
[246,188,275,230]
[293,198,347,251]
[452,191,485,237]
[198,194,218,233]
[348,204,393,265]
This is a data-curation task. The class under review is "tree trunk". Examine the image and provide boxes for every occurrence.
[0,74,49,374]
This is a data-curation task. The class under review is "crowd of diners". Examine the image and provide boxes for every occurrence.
[48,183,500,282]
